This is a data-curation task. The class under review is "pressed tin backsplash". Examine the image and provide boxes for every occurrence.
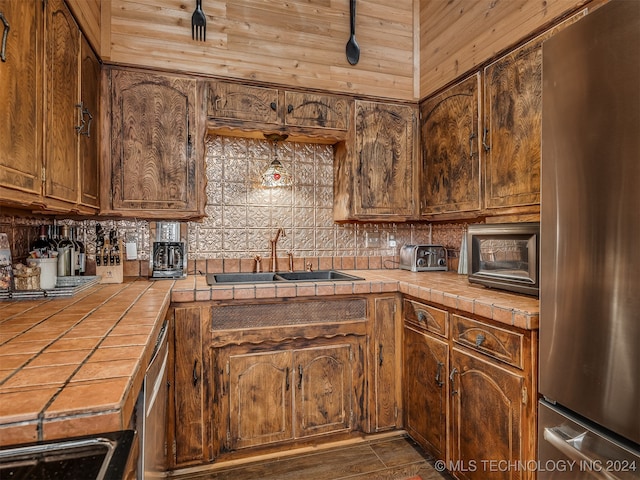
[1,135,466,271]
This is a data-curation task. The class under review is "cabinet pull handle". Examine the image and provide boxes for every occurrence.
[81,107,93,137]
[378,344,384,366]
[450,367,458,395]
[192,359,199,387]
[287,104,294,114]
[417,311,426,324]
[270,101,277,111]
[298,364,303,390]
[75,102,85,135]
[0,12,9,62]
[469,132,476,158]
[285,367,290,391]
[435,361,444,387]
[482,127,491,152]
[475,334,485,347]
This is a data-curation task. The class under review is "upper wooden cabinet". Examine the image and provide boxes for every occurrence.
[0,0,42,206]
[483,37,544,212]
[207,81,351,142]
[102,68,206,219]
[482,12,585,216]
[419,73,482,219]
[334,100,418,222]
[0,0,99,214]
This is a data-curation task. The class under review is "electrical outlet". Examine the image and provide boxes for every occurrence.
[388,234,397,248]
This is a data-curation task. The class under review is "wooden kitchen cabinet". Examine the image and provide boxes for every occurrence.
[0,0,99,213]
[103,68,206,219]
[449,348,524,480]
[403,300,449,460]
[419,73,482,219]
[207,81,350,141]
[402,300,537,480]
[220,338,361,451]
[368,295,401,433]
[0,0,43,206]
[483,12,584,215]
[404,325,449,460]
[168,305,208,468]
[334,100,418,221]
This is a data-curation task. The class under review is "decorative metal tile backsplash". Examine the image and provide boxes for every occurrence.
[1,135,467,266]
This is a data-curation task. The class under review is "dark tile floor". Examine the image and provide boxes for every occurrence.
[169,434,454,480]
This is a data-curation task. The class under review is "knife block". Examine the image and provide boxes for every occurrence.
[96,239,123,284]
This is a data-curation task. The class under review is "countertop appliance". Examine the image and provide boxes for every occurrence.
[539,1,640,478]
[466,222,540,296]
[399,244,447,272]
[150,221,187,279]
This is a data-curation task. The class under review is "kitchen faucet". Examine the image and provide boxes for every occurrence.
[269,228,286,272]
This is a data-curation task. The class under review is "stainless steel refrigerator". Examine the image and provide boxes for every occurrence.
[539,1,640,478]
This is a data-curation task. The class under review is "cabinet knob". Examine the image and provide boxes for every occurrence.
[475,334,485,347]
[287,104,294,114]
[270,102,277,111]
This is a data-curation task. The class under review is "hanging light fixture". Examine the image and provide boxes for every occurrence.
[261,133,292,187]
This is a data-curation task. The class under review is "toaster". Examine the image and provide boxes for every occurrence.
[399,245,448,272]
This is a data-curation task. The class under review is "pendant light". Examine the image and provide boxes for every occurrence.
[262,133,292,187]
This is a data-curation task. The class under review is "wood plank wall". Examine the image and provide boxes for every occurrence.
[72,0,605,102]
[103,0,416,101]
[419,0,593,99]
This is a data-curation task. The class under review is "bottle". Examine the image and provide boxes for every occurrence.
[71,226,86,275]
[31,225,53,258]
[57,225,75,277]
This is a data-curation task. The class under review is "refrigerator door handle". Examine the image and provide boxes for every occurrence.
[543,426,620,480]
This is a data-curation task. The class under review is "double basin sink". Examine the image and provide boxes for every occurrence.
[206,270,364,285]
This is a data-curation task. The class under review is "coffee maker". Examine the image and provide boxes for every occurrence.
[150,221,187,279]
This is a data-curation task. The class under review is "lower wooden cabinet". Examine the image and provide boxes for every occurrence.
[217,337,364,451]
[403,324,448,460]
[368,295,401,432]
[168,305,207,468]
[449,348,525,480]
[403,300,537,480]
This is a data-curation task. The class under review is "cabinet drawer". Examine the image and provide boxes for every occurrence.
[404,300,448,338]
[452,314,523,369]
[208,82,279,123]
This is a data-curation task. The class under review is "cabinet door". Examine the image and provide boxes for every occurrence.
[108,68,204,218]
[483,14,583,213]
[171,306,206,467]
[294,344,353,438]
[371,296,399,432]
[228,350,293,449]
[208,81,279,124]
[353,101,416,218]
[450,348,524,480]
[284,91,350,131]
[403,325,448,461]
[44,0,80,204]
[0,0,42,201]
[78,36,100,208]
[420,73,481,217]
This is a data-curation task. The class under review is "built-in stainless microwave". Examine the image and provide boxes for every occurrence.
[467,222,540,296]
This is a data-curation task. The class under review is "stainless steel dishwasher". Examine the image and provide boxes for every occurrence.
[139,321,169,479]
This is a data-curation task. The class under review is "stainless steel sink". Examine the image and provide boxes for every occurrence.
[206,270,363,285]
[275,270,364,282]
[206,272,280,284]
